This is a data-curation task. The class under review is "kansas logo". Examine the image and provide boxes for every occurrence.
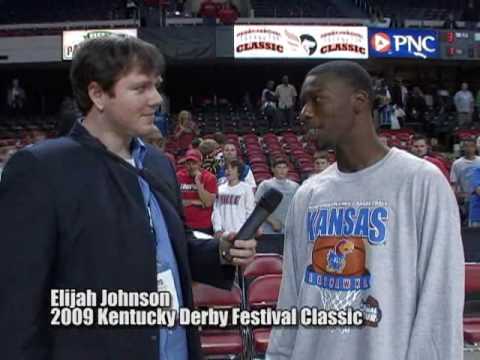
[308,207,388,245]
[326,239,354,274]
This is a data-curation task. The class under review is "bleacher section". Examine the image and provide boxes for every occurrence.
[0,0,127,24]
[250,0,340,18]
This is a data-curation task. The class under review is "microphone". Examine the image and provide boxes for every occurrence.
[235,188,283,240]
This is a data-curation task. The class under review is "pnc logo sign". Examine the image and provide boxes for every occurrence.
[369,29,439,59]
[371,32,391,53]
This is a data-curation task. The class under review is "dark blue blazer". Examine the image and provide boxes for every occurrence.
[0,121,234,360]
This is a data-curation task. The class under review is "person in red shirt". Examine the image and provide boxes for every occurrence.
[411,135,449,179]
[199,0,218,24]
[177,149,218,234]
[218,1,239,25]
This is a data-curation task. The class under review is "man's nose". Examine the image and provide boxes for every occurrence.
[300,103,313,122]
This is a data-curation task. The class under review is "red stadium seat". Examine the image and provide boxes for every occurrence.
[192,282,241,308]
[248,274,282,309]
[250,156,268,164]
[243,254,283,280]
[200,331,244,355]
[252,328,271,353]
[287,173,300,183]
[192,283,245,358]
[464,263,480,347]
[254,172,272,184]
[466,263,480,294]
[247,274,282,356]
[252,164,270,172]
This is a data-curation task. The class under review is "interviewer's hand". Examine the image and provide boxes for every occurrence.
[219,232,257,266]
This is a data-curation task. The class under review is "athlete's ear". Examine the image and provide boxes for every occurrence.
[351,90,369,115]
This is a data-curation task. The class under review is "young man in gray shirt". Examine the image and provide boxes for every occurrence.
[255,158,299,253]
[266,61,464,360]
[451,137,480,223]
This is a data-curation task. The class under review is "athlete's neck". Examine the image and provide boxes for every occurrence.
[335,124,389,173]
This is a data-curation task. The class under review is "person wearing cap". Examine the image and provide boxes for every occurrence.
[177,149,218,235]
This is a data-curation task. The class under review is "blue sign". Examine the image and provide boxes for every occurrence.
[368,29,439,59]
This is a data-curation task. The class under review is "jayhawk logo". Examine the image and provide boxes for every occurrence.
[326,239,355,274]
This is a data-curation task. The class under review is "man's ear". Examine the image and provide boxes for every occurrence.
[351,90,369,115]
[88,82,106,112]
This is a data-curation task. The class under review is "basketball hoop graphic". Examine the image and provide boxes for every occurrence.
[306,236,371,332]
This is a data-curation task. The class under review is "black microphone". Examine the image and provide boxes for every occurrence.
[235,188,283,240]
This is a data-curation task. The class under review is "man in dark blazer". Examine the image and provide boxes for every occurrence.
[0,36,257,360]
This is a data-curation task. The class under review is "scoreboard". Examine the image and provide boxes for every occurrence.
[439,30,480,60]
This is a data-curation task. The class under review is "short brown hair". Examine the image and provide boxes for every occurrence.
[226,159,245,176]
[70,36,164,115]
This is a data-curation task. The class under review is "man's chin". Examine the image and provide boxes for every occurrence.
[136,124,157,137]
[306,129,332,150]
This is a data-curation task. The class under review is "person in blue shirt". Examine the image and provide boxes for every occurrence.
[469,166,480,227]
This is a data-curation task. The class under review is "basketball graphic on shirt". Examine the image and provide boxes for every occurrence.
[312,236,366,276]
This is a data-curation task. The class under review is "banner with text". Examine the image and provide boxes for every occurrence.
[62,29,138,60]
[233,25,369,59]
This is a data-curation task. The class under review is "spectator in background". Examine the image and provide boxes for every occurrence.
[199,138,221,175]
[57,96,81,136]
[454,82,474,127]
[213,132,226,166]
[469,166,480,227]
[154,82,170,137]
[261,80,279,129]
[217,141,256,191]
[443,12,459,29]
[6,78,26,115]
[190,138,202,150]
[199,0,218,25]
[218,1,239,25]
[411,135,449,179]
[390,77,407,109]
[275,75,297,129]
[174,110,199,154]
[254,158,299,254]
[463,0,478,30]
[143,127,176,170]
[176,0,186,14]
[311,154,329,175]
[375,79,393,128]
[212,159,255,239]
[407,86,427,125]
[126,0,138,19]
[475,89,480,121]
[450,138,480,223]
[177,149,218,235]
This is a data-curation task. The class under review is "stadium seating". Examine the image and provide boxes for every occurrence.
[464,263,480,347]
[250,0,340,18]
[192,282,245,358]
[246,274,282,356]
[0,0,129,24]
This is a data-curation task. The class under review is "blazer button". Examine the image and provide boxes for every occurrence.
[151,335,157,341]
